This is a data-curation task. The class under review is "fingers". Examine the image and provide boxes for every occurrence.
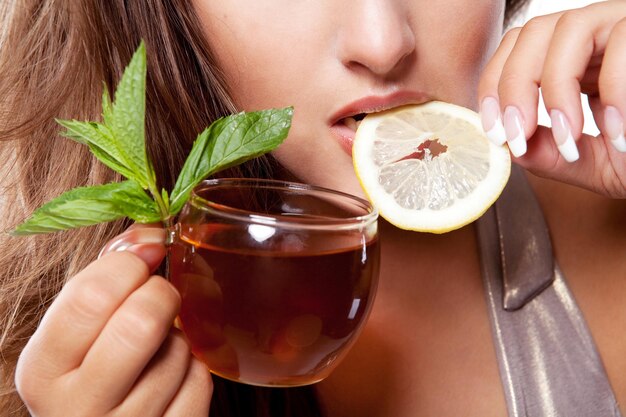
[479,15,561,158]
[71,275,181,412]
[480,15,560,156]
[515,125,626,197]
[540,6,618,162]
[478,27,518,147]
[600,17,626,152]
[111,330,212,417]
[498,17,550,150]
[163,358,213,417]
[17,251,151,381]
[479,2,626,167]
[111,329,192,416]
[515,126,594,183]
[16,225,176,416]
[100,226,167,273]
[18,223,167,381]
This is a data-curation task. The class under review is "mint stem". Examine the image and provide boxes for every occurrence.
[148,184,171,226]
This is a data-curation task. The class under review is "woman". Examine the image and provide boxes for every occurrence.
[1,0,625,416]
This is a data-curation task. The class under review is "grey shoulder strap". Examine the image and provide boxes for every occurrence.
[475,166,622,417]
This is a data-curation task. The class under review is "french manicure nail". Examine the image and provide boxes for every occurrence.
[550,109,579,163]
[126,243,167,270]
[604,106,626,153]
[480,97,507,146]
[503,106,527,157]
[98,227,167,258]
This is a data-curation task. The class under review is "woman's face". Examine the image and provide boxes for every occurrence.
[193,0,504,197]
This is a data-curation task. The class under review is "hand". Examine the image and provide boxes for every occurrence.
[478,0,626,198]
[15,226,212,417]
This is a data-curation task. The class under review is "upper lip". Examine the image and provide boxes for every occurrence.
[329,91,433,125]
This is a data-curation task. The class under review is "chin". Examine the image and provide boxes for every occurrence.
[303,170,366,200]
[273,156,366,200]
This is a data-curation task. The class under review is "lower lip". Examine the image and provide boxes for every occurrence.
[330,124,356,156]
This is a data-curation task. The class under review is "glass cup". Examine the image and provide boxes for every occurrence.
[103,178,379,387]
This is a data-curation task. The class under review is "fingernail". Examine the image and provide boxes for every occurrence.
[604,106,626,152]
[503,106,527,157]
[550,109,579,163]
[98,228,166,258]
[99,242,166,272]
[126,244,167,271]
[480,97,507,146]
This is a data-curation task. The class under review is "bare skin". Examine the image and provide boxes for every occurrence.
[318,176,626,416]
[15,230,213,417]
[318,223,505,417]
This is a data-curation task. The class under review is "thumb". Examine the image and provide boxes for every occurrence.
[513,126,618,197]
[99,225,167,273]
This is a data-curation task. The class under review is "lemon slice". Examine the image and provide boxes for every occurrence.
[353,101,511,233]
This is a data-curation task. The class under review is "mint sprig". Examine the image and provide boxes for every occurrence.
[169,108,292,215]
[12,42,292,236]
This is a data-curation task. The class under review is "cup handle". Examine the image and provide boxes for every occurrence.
[98,225,177,259]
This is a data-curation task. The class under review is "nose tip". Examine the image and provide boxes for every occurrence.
[337,4,416,77]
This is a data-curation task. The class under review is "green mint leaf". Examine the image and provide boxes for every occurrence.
[12,41,294,236]
[12,181,160,235]
[109,41,151,189]
[104,180,161,222]
[169,107,293,215]
[55,44,152,190]
[56,119,138,182]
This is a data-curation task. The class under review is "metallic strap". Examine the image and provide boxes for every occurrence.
[476,166,622,417]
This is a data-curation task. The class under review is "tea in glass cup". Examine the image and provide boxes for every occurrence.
[168,178,379,387]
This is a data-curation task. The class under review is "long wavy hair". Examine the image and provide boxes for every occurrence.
[0,1,529,415]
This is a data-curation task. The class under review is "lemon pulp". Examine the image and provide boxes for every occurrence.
[353,101,511,233]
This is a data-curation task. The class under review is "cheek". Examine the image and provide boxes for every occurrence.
[422,1,505,109]
[192,1,323,112]
[193,2,346,190]
[458,3,505,80]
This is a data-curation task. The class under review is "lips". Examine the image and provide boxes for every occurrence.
[329,91,432,156]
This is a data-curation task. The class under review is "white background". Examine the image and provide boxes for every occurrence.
[525,0,601,17]
[519,0,605,135]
